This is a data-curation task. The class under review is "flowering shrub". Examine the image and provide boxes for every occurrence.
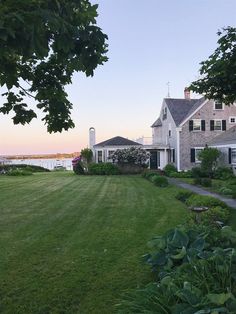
[109,147,150,166]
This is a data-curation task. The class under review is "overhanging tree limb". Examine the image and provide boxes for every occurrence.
[0,0,108,132]
[190,27,236,105]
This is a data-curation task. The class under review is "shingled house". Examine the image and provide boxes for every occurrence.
[210,125,236,172]
[150,89,236,171]
[93,136,142,163]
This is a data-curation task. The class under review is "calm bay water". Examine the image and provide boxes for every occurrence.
[9,158,73,170]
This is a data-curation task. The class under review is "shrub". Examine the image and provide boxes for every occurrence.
[193,177,202,185]
[163,164,177,176]
[200,178,212,187]
[201,206,230,225]
[73,161,85,175]
[192,166,206,178]
[80,148,93,164]
[152,175,168,187]
[109,147,150,166]
[186,194,228,209]
[198,147,220,177]
[218,186,233,195]
[0,164,50,172]
[175,190,195,203]
[214,166,234,180]
[7,169,33,176]
[169,170,192,178]
[88,163,119,175]
[145,171,160,180]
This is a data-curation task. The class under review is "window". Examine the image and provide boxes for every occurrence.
[190,148,203,163]
[210,119,226,131]
[229,117,236,124]
[195,148,203,163]
[214,120,222,130]
[214,100,224,110]
[108,150,115,161]
[193,119,201,131]
[232,148,236,164]
[189,119,205,131]
[97,151,103,163]
[168,123,171,137]
[163,107,167,120]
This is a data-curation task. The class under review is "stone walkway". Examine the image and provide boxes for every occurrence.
[169,178,236,209]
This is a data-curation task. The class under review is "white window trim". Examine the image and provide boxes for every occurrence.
[229,116,236,124]
[192,119,202,132]
[232,148,236,164]
[214,101,224,111]
[195,147,204,163]
[213,119,223,131]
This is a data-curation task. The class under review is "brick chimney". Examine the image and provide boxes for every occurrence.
[184,87,191,99]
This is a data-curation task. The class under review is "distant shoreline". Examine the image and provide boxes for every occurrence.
[1,153,80,160]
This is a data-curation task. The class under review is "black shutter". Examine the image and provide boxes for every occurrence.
[210,120,214,131]
[191,148,195,163]
[201,120,205,131]
[229,148,232,164]
[189,120,193,131]
[172,149,175,163]
[222,120,226,131]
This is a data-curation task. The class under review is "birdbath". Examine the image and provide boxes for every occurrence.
[189,206,209,224]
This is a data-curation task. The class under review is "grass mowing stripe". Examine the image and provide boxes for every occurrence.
[0,173,187,313]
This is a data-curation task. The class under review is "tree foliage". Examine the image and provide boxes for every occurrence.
[80,148,93,164]
[190,27,236,105]
[198,147,220,177]
[0,0,108,132]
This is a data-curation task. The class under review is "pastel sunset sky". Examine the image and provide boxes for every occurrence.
[1,0,236,155]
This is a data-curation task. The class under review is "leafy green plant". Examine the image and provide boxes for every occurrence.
[163,164,177,176]
[214,166,234,180]
[169,170,193,178]
[73,161,85,175]
[186,194,228,209]
[88,163,119,175]
[201,206,230,225]
[80,148,93,164]
[119,226,236,314]
[175,190,195,203]
[152,176,168,187]
[144,171,160,180]
[7,169,33,176]
[218,186,233,196]
[198,147,220,178]
[0,164,50,172]
[201,178,212,187]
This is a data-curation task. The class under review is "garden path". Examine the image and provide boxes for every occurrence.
[169,178,236,209]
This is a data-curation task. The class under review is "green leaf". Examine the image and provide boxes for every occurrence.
[171,246,187,260]
[207,293,233,305]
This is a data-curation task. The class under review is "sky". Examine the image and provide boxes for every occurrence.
[1,0,236,155]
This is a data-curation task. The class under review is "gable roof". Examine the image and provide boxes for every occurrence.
[210,126,236,146]
[94,136,142,147]
[151,117,162,128]
[164,97,205,126]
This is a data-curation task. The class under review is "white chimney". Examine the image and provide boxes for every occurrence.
[89,127,96,148]
[184,87,191,99]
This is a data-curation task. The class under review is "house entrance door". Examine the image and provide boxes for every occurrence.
[150,150,159,169]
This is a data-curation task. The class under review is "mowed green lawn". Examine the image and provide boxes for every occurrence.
[0,172,187,313]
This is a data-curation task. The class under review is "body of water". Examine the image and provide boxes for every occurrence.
[9,158,74,170]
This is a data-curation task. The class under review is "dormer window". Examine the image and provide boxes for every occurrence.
[214,100,224,110]
[162,107,167,120]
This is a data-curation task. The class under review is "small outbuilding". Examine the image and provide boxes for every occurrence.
[93,136,142,163]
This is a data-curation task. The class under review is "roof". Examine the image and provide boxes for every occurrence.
[151,97,206,127]
[164,97,205,126]
[94,136,142,147]
[151,117,162,128]
[210,126,236,146]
